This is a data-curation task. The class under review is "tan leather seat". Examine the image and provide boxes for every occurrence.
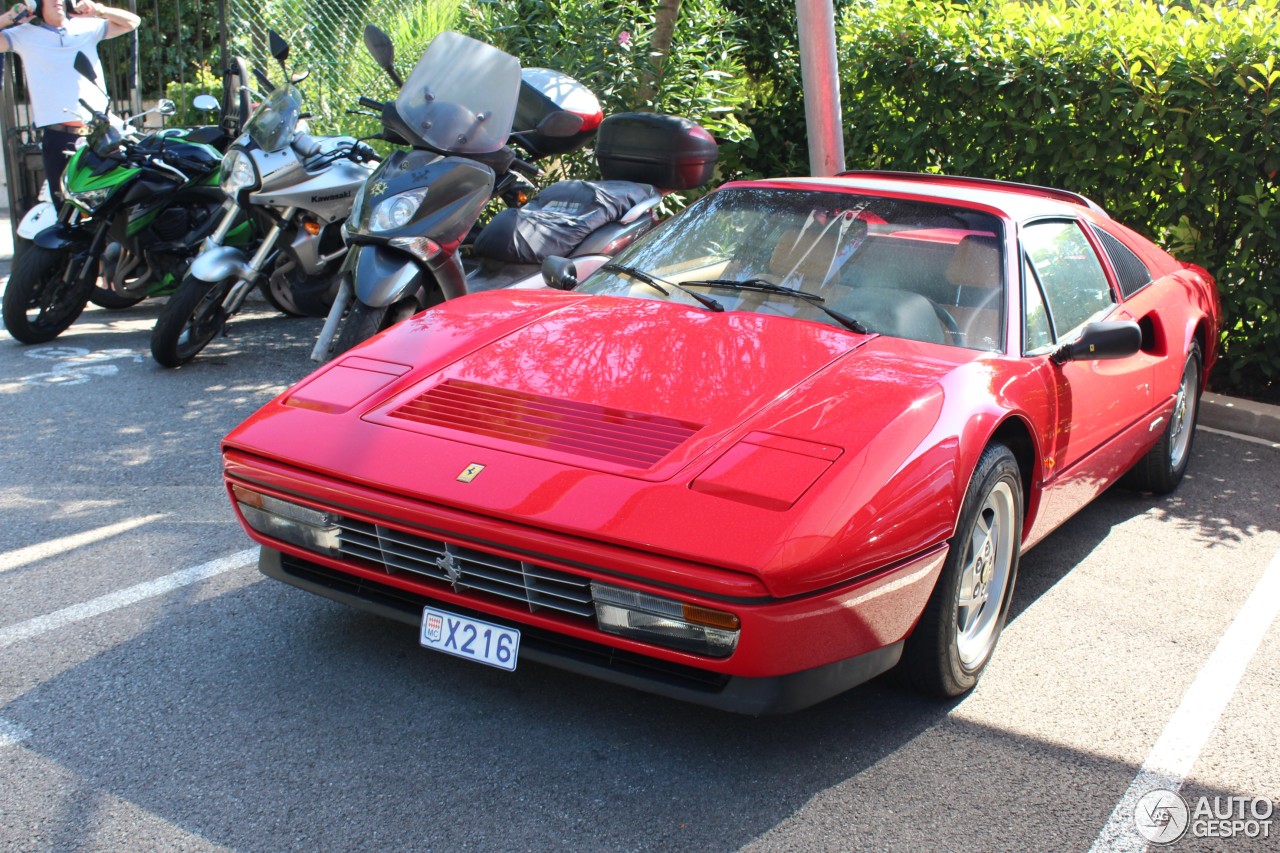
[944,235,1004,350]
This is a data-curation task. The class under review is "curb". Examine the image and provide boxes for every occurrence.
[1200,392,1280,445]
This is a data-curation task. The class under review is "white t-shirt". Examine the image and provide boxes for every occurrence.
[3,18,110,127]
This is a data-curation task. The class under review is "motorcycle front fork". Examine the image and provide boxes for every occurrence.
[309,275,351,362]
[202,199,242,250]
[222,205,296,316]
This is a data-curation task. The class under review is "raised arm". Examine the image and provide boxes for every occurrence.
[72,0,139,39]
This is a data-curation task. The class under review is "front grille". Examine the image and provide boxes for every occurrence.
[386,379,702,468]
[336,516,595,620]
[277,553,730,693]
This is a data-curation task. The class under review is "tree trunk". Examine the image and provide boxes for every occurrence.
[636,0,682,109]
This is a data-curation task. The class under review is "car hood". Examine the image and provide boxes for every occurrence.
[356,291,867,481]
[230,290,984,595]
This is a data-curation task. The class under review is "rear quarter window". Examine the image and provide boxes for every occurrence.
[1091,225,1153,298]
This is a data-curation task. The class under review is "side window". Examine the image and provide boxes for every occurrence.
[1022,256,1054,353]
[1021,220,1114,339]
[1091,225,1153,298]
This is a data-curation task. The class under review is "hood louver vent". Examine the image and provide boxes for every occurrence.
[388,379,702,468]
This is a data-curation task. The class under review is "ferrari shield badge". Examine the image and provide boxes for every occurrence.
[457,463,485,483]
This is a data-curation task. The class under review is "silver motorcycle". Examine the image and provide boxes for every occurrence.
[150,32,379,367]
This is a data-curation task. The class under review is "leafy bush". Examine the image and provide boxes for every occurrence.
[163,64,223,126]
[718,0,855,179]
[460,0,751,187]
[834,0,1280,400]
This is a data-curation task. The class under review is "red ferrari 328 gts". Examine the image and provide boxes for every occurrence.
[222,171,1220,714]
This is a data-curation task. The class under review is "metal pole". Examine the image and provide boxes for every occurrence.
[128,0,141,115]
[796,0,845,176]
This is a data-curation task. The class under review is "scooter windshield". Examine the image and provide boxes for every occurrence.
[394,31,520,155]
[245,84,302,152]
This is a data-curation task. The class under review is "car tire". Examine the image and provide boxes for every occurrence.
[1120,342,1202,495]
[899,441,1023,698]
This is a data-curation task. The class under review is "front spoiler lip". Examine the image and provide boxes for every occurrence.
[260,547,904,715]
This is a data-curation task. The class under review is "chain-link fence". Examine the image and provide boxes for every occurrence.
[1,0,457,221]
[223,0,457,136]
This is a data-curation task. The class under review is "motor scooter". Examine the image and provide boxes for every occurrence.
[312,28,715,361]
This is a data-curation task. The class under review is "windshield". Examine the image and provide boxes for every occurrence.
[88,122,124,158]
[394,31,520,154]
[578,187,1008,351]
[245,84,302,152]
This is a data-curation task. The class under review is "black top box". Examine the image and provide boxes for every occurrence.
[595,113,718,190]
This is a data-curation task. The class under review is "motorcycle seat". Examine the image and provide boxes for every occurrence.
[472,179,657,265]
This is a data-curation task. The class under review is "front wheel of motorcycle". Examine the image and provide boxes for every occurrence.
[150,274,233,367]
[2,245,94,343]
[332,297,419,358]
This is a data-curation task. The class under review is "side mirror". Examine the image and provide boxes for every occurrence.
[542,256,578,291]
[192,94,220,112]
[363,26,403,88]
[157,99,177,116]
[268,30,290,63]
[536,110,585,139]
[73,51,97,83]
[1051,320,1142,365]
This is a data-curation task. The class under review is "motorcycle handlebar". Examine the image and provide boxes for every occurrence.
[351,142,382,163]
[253,67,276,94]
[358,96,386,111]
[509,157,541,179]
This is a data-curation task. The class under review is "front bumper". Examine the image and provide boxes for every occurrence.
[225,451,945,714]
[261,546,906,714]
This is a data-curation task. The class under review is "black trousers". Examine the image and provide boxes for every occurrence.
[41,127,81,204]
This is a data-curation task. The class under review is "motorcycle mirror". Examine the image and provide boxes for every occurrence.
[363,25,403,87]
[157,99,177,116]
[192,94,220,112]
[268,30,290,63]
[537,110,585,139]
[541,256,579,291]
[73,51,98,84]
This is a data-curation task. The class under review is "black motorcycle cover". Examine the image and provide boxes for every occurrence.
[472,179,656,264]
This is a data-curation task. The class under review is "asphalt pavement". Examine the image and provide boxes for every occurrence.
[0,211,1277,852]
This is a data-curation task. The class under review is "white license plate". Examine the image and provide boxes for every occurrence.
[420,607,520,671]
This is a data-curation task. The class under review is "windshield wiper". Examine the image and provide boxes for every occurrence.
[600,263,724,312]
[684,278,870,334]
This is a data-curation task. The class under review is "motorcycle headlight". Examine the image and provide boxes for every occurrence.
[369,188,429,232]
[66,185,113,212]
[220,148,259,195]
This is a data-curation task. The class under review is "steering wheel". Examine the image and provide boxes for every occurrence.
[934,301,962,344]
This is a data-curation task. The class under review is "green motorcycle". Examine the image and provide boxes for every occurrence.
[2,56,252,344]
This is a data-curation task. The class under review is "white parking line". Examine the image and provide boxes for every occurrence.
[0,548,258,649]
[0,514,168,575]
[1199,425,1280,450]
[0,717,31,749]
[1089,547,1280,852]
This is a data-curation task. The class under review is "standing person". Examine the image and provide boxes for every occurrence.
[0,0,140,200]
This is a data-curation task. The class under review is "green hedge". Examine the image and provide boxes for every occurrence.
[460,0,751,189]
[830,0,1280,399]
